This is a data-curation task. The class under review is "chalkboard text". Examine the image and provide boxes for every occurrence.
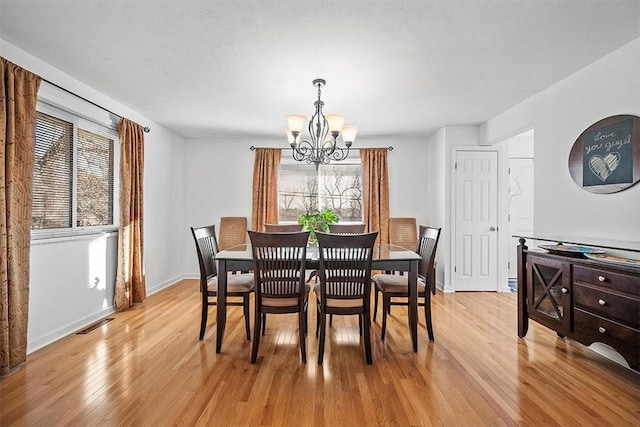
[585,134,631,155]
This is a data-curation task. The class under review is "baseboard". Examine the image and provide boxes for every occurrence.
[146,274,186,296]
[27,307,115,354]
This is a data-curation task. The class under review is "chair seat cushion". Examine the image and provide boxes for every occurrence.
[312,283,365,308]
[372,273,426,294]
[261,283,311,307]
[207,273,254,293]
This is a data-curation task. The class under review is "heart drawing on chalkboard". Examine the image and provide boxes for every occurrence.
[589,152,620,182]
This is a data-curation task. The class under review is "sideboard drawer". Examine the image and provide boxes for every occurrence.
[573,265,639,294]
[573,283,640,329]
[574,309,640,356]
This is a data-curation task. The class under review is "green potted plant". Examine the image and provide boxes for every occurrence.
[298,209,339,243]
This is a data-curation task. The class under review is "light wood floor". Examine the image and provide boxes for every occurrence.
[1,279,638,426]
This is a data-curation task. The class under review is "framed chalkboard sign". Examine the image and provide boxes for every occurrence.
[568,114,640,194]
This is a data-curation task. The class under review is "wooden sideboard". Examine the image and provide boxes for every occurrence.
[516,236,640,371]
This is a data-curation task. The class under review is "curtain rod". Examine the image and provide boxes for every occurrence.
[249,146,393,151]
[42,78,151,133]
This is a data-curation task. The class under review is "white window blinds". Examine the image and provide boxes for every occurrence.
[33,111,73,229]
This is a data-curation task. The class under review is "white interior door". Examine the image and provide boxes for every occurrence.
[454,150,499,291]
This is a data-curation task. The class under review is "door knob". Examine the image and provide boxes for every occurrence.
[489,226,497,231]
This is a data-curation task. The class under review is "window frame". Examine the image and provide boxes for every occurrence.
[31,100,120,240]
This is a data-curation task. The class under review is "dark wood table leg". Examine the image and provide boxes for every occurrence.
[216,259,228,353]
[409,259,418,352]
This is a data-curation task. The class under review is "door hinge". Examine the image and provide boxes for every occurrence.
[508,261,511,269]
[454,162,458,169]
[508,167,511,174]
[508,214,511,221]
[454,266,457,273]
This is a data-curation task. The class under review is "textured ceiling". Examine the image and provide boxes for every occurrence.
[1,0,639,139]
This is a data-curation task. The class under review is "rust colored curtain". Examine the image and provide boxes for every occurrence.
[361,148,390,244]
[251,148,281,232]
[0,58,41,375]
[114,118,146,310]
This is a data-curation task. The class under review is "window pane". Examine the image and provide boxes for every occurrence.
[32,112,73,229]
[319,165,362,222]
[76,128,114,227]
[278,164,318,221]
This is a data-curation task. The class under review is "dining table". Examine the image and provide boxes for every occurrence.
[215,243,422,353]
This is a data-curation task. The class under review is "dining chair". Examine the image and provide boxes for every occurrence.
[328,223,366,234]
[191,225,254,341]
[264,223,303,232]
[386,218,417,280]
[218,216,248,251]
[324,222,367,327]
[314,231,378,365]
[389,217,417,251]
[248,230,311,363]
[258,223,303,334]
[373,225,441,341]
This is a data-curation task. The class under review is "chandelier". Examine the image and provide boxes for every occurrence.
[286,78,358,167]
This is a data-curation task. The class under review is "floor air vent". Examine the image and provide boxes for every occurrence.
[76,318,114,334]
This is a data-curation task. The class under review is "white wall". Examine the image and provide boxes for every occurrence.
[480,38,640,246]
[182,137,430,276]
[182,138,259,275]
[385,138,431,224]
[424,128,446,290]
[144,125,186,293]
[0,39,186,352]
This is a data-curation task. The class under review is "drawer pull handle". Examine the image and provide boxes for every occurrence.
[598,299,606,306]
[598,275,606,282]
[561,287,568,294]
[598,327,606,334]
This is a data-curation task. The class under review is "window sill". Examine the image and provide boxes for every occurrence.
[31,228,118,245]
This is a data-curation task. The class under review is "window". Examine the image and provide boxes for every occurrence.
[278,155,363,222]
[32,104,117,236]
